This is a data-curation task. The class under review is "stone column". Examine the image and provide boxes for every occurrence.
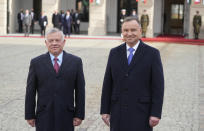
[42,0,61,29]
[0,0,7,35]
[88,0,107,36]
[138,0,154,38]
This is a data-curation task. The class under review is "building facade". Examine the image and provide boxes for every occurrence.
[0,0,204,39]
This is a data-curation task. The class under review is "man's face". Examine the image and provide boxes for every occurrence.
[122,20,142,46]
[45,32,65,56]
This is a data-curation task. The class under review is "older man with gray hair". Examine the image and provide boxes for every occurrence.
[25,28,85,131]
[23,9,32,37]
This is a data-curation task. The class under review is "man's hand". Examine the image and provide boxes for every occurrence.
[27,119,35,127]
[73,117,82,126]
[101,114,110,127]
[149,116,160,127]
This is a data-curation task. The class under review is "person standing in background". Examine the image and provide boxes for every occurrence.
[39,11,48,37]
[193,11,202,39]
[30,8,36,34]
[131,9,138,19]
[52,10,61,29]
[73,10,81,34]
[64,10,72,37]
[140,9,149,38]
[23,9,32,37]
[119,9,127,32]
[17,9,24,33]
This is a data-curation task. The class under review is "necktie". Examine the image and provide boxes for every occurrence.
[128,48,135,65]
[54,58,59,73]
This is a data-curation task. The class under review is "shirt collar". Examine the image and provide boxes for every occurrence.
[49,51,63,63]
[126,40,140,51]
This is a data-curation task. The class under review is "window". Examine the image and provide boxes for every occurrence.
[171,4,183,20]
[76,0,89,22]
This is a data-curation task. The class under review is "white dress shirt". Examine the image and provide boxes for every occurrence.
[126,40,140,58]
[49,52,63,66]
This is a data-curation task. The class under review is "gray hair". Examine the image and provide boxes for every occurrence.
[122,16,141,28]
[45,28,65,42]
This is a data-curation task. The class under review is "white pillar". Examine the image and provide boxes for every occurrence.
[88,0,107,36]
[0,0,7,35]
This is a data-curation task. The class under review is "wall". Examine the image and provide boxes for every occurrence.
[106,0,117,32]
[153,0,163,36]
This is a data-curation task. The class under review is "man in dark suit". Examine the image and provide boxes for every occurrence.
[100,16,164,131]
[30,8,36,34]
[39,11,48,37]
[64,10,72,37]
[73,10,81,34]
[17,9,24,33]
[52,10,61,29]
[25,28,85,131]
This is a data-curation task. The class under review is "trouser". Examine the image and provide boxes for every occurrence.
[18,21,23,33]
[30,21,35,34]
[24,24,30,36]
[40,26,46,36]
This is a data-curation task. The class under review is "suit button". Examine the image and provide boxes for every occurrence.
[54,94,57,97]
[125,74,128,77]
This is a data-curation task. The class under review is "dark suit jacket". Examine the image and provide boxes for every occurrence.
[100,41,164,131]
[38,15,48,27]
[25,51,85,131]
[52,13,61,27]
[64,15,72,28]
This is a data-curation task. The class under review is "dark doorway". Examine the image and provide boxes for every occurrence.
[7,0,10,33]
[33,0,42,21]
[163,0,184,35]
[117,0,138,32]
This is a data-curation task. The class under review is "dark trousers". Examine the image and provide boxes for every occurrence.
[30,21,35,34]
[74,24,80,34]
[64,26,71,37]
[40,26,46,36]
[18,21,23,33]
[194,33,199,39]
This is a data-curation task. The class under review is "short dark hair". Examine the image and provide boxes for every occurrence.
[122,16,141,27]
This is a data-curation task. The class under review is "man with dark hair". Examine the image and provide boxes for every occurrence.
[30,8,36,34]
[100,16,164,131]
[38,11,48,37]
[17,9,24,33]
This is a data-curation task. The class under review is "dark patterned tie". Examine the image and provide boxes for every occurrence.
[54,58,59,73]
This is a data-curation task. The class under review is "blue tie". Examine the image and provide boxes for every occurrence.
[128,48,135,65]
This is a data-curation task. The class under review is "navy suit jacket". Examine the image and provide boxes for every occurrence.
[25,51,85,131]
[100,41,164,131]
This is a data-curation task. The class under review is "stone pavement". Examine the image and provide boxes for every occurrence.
[0,36,203,131]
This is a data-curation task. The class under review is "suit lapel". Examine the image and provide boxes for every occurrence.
[118,43,129,72]
[57,51,73,76]
[44,52,56,75]
[127,41,146,72]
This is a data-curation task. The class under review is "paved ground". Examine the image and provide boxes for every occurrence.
[0,36,203,131]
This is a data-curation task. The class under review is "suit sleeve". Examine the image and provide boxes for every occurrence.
[150,49,164,119]
[74,58,85,120]
[100,49,113,114]
[25,59,37,120]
